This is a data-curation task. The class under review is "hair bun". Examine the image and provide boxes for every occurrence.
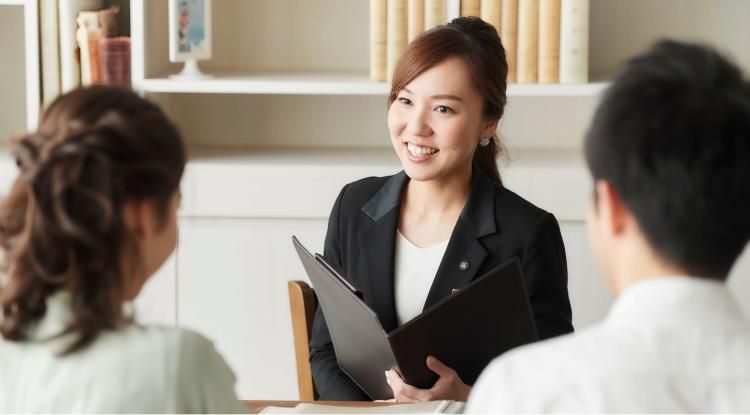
[447,15,496,37]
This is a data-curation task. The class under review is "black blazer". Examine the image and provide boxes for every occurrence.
[310,168,573,401]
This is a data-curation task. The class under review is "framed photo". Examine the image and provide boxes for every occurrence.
[169,0,212,62]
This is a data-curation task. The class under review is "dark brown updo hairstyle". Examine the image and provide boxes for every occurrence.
[0,86,186,354]
[388,16,508,186]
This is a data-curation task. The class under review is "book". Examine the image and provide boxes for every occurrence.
[516,0,538,83]
[77,10,103,86]
[40,0,62,105]
[445,0,460,22]
[260,400,465,414]
[408,0,425,42]
[538,0,561,83]
[370,0,388,81]
[292,236,538,400]
[461,0,480,17]
[100,37,131,88]
[98,5,120,37]
[559,0,589,83]
[424,0,445,30]
[59,0,103,93]
[501,0,519,83]
[386,0,408,82]
[480,0,502,35]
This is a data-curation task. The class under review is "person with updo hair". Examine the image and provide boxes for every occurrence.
[0,86,246,413]
[310,17,573,402]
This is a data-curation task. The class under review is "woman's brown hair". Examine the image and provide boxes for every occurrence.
[388,16,508,186]
[0,86,186,354]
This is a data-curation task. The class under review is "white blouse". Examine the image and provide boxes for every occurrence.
[0,290,247,413]
[394,230,449,326]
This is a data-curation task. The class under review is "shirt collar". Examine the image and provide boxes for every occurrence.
[362,165,497,238]
[27,290,74,341]
[606,276,746,325]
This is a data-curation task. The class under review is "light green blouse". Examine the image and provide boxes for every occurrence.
[0,290,248,413]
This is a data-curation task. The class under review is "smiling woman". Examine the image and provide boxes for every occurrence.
[309,16,574,402]
[389,56,497,190]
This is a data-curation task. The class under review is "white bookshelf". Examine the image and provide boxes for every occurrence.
[129,0,610,151]
[130,0,608,103]
[131,0,750,152]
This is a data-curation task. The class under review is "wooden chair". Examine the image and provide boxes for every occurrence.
[287,280,319,401]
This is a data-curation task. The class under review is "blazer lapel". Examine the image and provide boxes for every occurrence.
[424,167,498,308]
[359,172,408,333]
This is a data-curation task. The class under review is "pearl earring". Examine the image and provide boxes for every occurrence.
[479,137,491,147]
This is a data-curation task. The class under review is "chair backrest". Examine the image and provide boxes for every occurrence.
[287,280,319,401]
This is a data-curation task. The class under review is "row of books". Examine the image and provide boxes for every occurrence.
[40,0,131,106]
[369,0,589,84]
[76,6,131,89]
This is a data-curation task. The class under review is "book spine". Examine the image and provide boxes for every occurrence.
[538,0,560,83]
[90,34,103,84]
[559,0,589,83]
[387,0,408,82]
[59,0,103,93]
[100,37,131,88]
[461,0,481,17]
[501,0,518,83]
[98,5,120,38]
[445,0,461,22]
[76,13,91,85]
[76,11,103,86]
[516,0,538,83]
[424,0,445,29]
[408,0,425,42]
[480,0,502,35]
[40,0,61,105]
[370,0,388,81]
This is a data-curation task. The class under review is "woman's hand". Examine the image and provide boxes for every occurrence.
[384,356,472,402]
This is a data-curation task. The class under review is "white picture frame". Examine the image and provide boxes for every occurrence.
[168,0,212,63]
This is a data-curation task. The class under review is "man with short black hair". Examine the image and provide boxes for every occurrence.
[467,40,750,413]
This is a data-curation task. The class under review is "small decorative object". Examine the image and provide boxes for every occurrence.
[169,0,212,79]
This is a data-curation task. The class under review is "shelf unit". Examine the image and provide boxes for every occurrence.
[131,0,750,154]
[130,0,607,100]
[129,1,608,152]
[0,0,39,134]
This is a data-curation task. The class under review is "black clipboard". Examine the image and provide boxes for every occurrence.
[292,235,538,400]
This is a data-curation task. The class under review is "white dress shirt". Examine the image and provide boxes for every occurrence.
[467,277,750,413]
[0,291,247,413]
[394,230,449,326]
